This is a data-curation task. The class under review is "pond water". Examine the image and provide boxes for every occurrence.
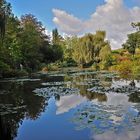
[0,70,140,140]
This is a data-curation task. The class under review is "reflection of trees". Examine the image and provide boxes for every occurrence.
[64,72,109,102]
[0,81,46,139]
[0,116,11,140]
[21,82,46,119]
[71,73,108,102]
[129,92,140,103]
[72,74,95,99]
[81,91,107,102]
[129,80,136,87]
[128,80,140,103]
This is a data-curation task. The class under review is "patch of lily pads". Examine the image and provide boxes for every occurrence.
[33,86,80,98]
[99,72,119,78]
[75,79,100,86]
[0,78,40,83]
[88,84,140,95]
[0,104,26,116]
[41,81,72,86]
[71,102,140,134]
[70,71,98,77]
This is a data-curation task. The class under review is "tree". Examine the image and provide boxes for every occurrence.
[123,32,139,56]
[2,16,22,69]
[71,31,110,67]
[0,0,11,42]
[52,28,62,45]
[123,22,140,56]
[99,44,111,61]
[51,28,63,61]
[20,14,49,72]
[131,22,140,31]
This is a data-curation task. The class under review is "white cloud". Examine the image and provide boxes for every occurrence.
[52,9,85,35]
[52,0,140,49]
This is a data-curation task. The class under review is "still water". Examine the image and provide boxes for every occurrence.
[0,70,140,140]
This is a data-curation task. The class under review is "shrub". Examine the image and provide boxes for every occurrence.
[115,60,132,75]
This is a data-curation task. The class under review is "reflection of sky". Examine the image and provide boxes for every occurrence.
[56,95,87,115]
[91,93,132,110]
[91,124,140,140]
[101,93,131,107]
[91,92,139,124]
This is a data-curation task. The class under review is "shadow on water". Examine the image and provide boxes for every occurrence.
[0,80,47,139]
[0,115,11,140]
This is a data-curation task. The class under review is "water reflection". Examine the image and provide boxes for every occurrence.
[0,116,12,140]
[0,71,140,140]
[91,125,140,140]
[56,94,86,115]
[0,80,46,139]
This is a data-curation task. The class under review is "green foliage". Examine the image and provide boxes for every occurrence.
[44,63,60,71]
[2,0,140,79]
[0,60,10,75]
[68,31,110,67]
[52,28,63,45]
[115,60,132,75]
[62,58,77,67]
[131,22,140,31]
[123,22,140,56]
[131,61,140,77]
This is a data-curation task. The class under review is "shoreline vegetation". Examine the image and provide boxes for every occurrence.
[0,0,140,79]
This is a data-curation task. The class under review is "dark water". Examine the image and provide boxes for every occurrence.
[0,70,140,140]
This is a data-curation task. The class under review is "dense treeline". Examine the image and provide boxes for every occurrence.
[0,0,140,78]
[0,0,64,77]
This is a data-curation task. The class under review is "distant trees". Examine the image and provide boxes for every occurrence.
[51,28,63,61]
[123,22,140,56]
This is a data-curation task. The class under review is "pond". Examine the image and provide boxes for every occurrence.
[0,70,140,140]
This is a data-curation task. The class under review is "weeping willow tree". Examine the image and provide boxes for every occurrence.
[71,31,110,67]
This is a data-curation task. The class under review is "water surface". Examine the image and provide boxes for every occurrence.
[0,70,140,140]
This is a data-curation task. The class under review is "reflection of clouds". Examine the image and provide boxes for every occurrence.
[103,93,131,107]
[56,95,86,115]
[91,93,138,125]
[91,93,131,108]
[109,115,122,124]
[91,124,140,140]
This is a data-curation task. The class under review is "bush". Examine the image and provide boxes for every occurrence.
[62,58,77,67]
[0,61,10,72]
[0,61,11,77]
[132,61,140,77]
[115,60,132,75]
[42,63,60,72]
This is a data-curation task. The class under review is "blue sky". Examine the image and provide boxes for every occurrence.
[7,0,139,30]
[7,0,140,49]
[6,0,106,30]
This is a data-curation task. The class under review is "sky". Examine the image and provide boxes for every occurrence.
[7,0,140,49]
